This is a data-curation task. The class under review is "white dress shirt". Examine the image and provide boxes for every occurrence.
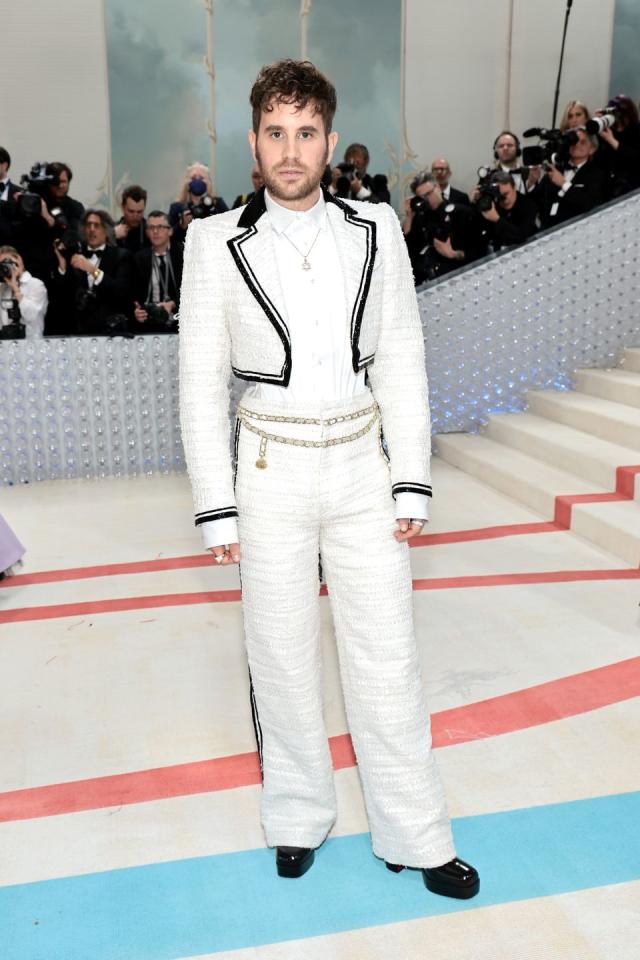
[0,271,47,338]
[202,189,427,549]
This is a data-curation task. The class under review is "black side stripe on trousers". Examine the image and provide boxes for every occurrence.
[234,419,264,777]
[248,668,264,776]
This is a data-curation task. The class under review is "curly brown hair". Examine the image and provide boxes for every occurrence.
[250,59,337,134]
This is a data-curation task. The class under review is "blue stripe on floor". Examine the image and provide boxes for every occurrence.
[1,791,638,960]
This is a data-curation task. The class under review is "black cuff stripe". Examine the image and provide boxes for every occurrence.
[195,508,238,526]
[392,483,432,498]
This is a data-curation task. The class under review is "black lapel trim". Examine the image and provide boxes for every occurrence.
[195,506,239,526]
[227,191,291,386]
[323,186,377,373]
[391,482,433,499]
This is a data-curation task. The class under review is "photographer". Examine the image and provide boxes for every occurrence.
[52,209,133,335]
[169,163,228,244]
[489,131,532,194]
[0,246,47,339]
[115,185,150,254]
[404,172,487,285]
[477,172,537,251]
[331,143,390,204]
[132,211,182,333]
[532,128,606,229]
[0,148,21,246]
[590,95,640,194]
[431,157,469,205]
[13,161,84,284]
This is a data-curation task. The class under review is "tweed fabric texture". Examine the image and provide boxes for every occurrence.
[235,390,455,868]
[178,192,431,531]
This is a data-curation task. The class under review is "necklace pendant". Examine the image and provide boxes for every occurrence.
[302,258,311,271]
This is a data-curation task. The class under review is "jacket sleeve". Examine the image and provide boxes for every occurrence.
[179,219,238,530]
[366,205,432,503]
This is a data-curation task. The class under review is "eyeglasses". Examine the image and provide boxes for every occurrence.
[432,167,449,173]
[147,224,170,231]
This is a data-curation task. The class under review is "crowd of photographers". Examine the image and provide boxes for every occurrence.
[403,94,640,285]
[1,94,639,339]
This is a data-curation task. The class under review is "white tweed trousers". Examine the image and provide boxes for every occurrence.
[234,389,456,868]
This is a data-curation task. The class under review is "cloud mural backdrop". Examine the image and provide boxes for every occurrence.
[105,0,401,211]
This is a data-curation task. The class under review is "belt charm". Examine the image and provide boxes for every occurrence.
[256,436,268,469]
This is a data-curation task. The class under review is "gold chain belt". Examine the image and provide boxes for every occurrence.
[236,402,380,469]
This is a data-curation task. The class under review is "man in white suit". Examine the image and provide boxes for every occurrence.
[179,59,478,898]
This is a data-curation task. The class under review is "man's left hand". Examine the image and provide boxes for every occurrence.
[433,236,460,260]
[481,203,500,222]
[70,254,98,274]
[158,300,176,314]
[394,518,425,542]
[546,163,566,188]
[351,176,362,194]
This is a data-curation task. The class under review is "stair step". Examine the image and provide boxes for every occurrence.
[574,368,640,407]
[436,432,640,564]
[622,347,640,373]
[527,389,640,452]
[483,412,640,492]
[571,500,640,567]
[435,433,602,519]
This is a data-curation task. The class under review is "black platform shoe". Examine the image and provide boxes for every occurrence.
[276,846,315,878]
[385,857,479,899]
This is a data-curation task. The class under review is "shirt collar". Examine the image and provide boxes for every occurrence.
[264,188,326,236]
[87,244,106,253]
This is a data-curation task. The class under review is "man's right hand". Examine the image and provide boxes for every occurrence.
[208,543,241,565]
[114,222,129,240]
[133,301,148,323]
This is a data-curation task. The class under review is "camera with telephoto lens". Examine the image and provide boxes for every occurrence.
[522,127,580,169]
[0,296,25,339]
[187,196,215,220]
[0,257,16,282]
[336,162,356,181]
[142,302,178,333]
[473,167,502,212]
[17,162,60,218]
[585,110,616,136]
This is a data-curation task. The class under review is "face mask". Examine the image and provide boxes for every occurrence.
[188,177,208,197]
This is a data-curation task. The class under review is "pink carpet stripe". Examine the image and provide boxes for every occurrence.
[1,656,637,824]
[412,568,640,591]
[0,521,560,590]
[2,568,639,624]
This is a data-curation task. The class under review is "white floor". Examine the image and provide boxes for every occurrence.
[0,458,638,959]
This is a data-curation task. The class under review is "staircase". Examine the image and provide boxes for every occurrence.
[435,347,640,566]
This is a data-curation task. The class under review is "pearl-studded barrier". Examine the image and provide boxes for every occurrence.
[1,191,639,485]
[419,190,640,434]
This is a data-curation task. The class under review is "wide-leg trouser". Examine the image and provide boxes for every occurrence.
[235,390,456,868]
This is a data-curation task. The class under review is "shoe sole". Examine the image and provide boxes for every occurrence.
[276,850,315,879]
[423,874,480,899]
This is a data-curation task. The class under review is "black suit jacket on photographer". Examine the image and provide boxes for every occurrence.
[117,218,151,254]
[406,201,488,285]
[487,193,537,250]
[133,244,183,309]
[534,160,606,230]
[13,193,85,284]
[54,243,134,335]
[594,123,640,196]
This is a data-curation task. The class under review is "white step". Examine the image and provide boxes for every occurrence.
[435,433,602,519]
[527,389,640,451]
[483,412,640,492]
[571,500,640,567]
[622,347,640,373]
[436,432,640,564]
[574,368,640,407]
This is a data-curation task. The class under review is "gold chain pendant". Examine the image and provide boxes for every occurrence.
[255,436,268,469]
